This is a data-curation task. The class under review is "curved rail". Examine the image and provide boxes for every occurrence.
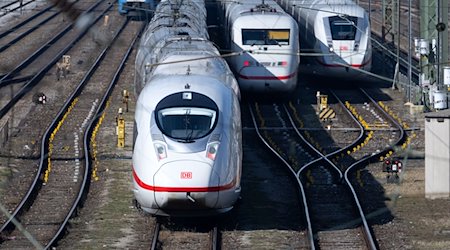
[248,103,314,249]
[0,16,139,249]
[286,104,377,249]
[326,87,408,249]
[249,99,383,249]
[46,18,144,248]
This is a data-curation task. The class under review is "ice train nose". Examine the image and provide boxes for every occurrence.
[153,161,220,210]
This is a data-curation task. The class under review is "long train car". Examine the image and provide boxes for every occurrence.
[118,0,157,17]
[279,0,372,77]
[219,0,300,92]
[133,0,242,217]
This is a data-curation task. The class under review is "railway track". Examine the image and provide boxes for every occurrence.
[150,218,220,250]
[0,0,113,120]
[0,0,101,84]
[247,84,411,249]
[0,0,121,234]
[0,2,58,53]
[0,0,37,18]
[0,13,144,248]
[249,100,375,249]
[358,0,447,88]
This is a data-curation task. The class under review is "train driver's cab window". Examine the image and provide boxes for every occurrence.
[329,16,358,40]
[157,107,217,141]
[242,29,290,46]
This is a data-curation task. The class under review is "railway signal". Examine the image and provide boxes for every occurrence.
[383,158,402,183]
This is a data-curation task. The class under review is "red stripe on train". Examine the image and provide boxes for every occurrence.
[132,167,236,192]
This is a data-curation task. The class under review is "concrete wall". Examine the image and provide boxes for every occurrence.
[425,115,450,198]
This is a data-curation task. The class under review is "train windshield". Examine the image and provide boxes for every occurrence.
[329,16,358,40]
[242,29,290,46]
[157,107,217,141]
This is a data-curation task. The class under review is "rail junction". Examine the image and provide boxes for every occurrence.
[0,0,448,249]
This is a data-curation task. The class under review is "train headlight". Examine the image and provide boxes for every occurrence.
[154,143,167,161]
[206,142,220,161]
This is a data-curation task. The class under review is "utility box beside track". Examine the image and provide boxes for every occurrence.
[425,110,450,198]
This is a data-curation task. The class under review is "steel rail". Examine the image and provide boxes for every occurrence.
[284,102,376,249]
[211,226,219,250]
[150,222,161,250]
[339,88,407,250]
[0,3,54,39]
[0,0,115,237]
[0,0,109,120]
[0,16,140,248]
[0,1,79,54]
[0,0,37,18]
[248,103,314,249]
[46,18,145,249]
[0,0,100,86]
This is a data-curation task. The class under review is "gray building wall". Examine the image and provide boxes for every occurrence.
[425,111,450,198]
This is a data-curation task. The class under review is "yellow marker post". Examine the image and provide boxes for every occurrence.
[117,118,125,148]
[117,108,125,148]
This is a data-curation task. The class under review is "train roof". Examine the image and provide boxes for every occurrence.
[292,0,367,18]
[152,53,228,77]
[224,0,288,19]
[230,14,298,29]
[137,74,236,110]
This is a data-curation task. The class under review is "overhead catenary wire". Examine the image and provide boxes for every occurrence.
[29,0,428,90]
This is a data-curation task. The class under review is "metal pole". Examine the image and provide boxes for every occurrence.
[396,0,400,89]
[436,0,441,89]
[408,0,412,102]
[368,0,371,22]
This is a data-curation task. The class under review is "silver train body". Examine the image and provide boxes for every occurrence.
[281,0,372,77]
[219,0,300,92]
[133,0,242,217]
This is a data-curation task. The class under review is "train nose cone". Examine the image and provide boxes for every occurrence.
[153,161,220,210]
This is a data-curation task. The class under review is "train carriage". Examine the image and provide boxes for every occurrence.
[133,0,242,217]
[220,0,300,92]
[284,0,372,77]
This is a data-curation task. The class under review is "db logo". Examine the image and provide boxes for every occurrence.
[181,172,192,179]
[340,45,348,51]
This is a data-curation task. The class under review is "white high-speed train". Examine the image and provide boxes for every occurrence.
[133,0,242,217]
[279,0,372,77]
[219,0,300,92]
